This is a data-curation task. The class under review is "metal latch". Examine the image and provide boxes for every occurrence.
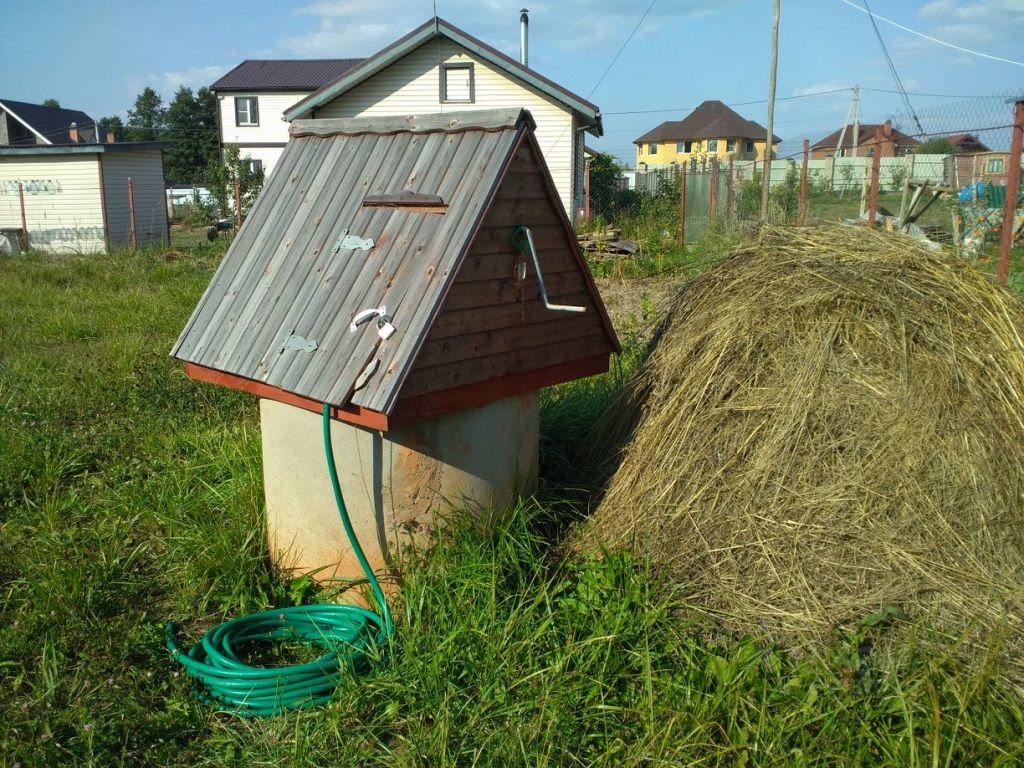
[350,305,396,340]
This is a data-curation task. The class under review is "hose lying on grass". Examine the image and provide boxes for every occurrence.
[166,402,393,717]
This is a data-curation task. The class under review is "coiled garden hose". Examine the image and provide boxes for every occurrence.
[165,402,394,717]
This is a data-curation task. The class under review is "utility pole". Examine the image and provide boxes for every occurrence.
[760,0,781,222]
[850,85,862,158]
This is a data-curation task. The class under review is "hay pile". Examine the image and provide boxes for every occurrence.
[581,225,1024,685]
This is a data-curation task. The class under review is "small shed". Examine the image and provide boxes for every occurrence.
[0,142,171,253]
[172,108,619,582]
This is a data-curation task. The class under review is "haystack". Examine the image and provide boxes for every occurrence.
[580,225,1024,687]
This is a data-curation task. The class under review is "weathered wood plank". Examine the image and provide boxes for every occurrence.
[427,291,594,338]
[441,270,584,311]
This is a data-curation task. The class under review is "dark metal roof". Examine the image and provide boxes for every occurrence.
[210,59,364,91]
[172,108,536,414]
[0,99,97,144]
[284,17,602,136]
[634,100,781,145]
[812,124,920,150]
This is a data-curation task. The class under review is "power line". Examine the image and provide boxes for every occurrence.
[838,0,1024,67]
[587,0,657,99]
[604,87,852,116]
[861,0,923,135]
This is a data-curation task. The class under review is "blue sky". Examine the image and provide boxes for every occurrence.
[6,0,1024,166]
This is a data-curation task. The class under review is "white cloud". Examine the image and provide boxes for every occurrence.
[279,0,733,57]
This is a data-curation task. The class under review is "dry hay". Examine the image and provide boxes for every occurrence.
[578,224,1024,688]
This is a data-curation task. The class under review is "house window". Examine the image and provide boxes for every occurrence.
[987,158,1005,174]
[746,140,755,153]
[441,63,474,103]
[727,139,736,152]
[249,159,263,175]
[648,143,657,155]
[676,140,694,153]
[234,97,259,126]
[708,139,719,152]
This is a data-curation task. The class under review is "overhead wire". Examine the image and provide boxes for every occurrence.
[860,0,923,136]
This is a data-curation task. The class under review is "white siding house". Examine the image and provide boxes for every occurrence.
[284,18,602,219]
[0,142,170,253]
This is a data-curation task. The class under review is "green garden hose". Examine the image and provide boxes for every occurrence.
[166,402,394,717]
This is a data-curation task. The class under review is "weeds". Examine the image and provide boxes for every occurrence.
[1,243,1022,765]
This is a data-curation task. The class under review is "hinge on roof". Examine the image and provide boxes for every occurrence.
[279,330,318,354]
[332,229,375,254]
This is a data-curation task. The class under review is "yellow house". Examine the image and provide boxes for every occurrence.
[634,100,781,168]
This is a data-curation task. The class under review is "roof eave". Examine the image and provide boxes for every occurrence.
[0,100,52,145]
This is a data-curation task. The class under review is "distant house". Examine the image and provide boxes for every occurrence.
[0,140,171,253]
[0,98,98,145]
[211,59,362,178]
[811,120,919,159]
[947,134,990,154]
[633,100,781,169]
[955,150,1022,187]
[280,17,602,217]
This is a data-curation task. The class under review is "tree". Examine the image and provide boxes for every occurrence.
[126,87,166,142]
[164,86,219,184]
[915,138,958,155]
[41,98,61,108]
[588,152,623,219]
[204,145,265,220]
[97,115,125,143]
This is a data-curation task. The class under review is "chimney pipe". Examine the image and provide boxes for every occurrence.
[519,8,529,67]
[106,131,116,144]
[68,122,79,143]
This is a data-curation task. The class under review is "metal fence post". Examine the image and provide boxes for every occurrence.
[127,177,137,251]
[234,176,242,230]
[799,139,809,226]
[584,158,591,223]
[997,99,1024,286]
[677,167,686,248]
[727,158,735,222]
[709,160,717,220]
[18,182,28,250]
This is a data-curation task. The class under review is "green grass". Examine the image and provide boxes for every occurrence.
[2,243,1024,766]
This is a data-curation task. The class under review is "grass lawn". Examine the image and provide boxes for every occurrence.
[2,241,1023,766]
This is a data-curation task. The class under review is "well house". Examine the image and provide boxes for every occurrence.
[172,108,619,582]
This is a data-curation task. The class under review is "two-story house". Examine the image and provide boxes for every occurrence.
[633,100,780,169]
[211,59,362,177]
[214,16,602,218]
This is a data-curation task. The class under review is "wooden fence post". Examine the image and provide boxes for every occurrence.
[234,176,242,230]
[127,177,137,251]
[867,151,882,229]
[727,158,735,222]
[997,99,1023,286]
[799,139,809,226]
[18,182,28,250]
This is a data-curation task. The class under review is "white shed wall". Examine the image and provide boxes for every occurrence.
[308,41,577,214]
[0,155,105,253]
[101,150,169,248]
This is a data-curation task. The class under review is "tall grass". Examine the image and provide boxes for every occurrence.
[1,245,1023,766]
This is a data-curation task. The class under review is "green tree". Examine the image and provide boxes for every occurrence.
[126,87,166,142]
[588,152,624,219]
[41,98,61,108]
[204,145,265,220]
[97,115,125,143]
[164,86,219,184]
[915,138,958,155]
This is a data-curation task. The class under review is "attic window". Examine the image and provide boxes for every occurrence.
[363,192,447,214]
[441,63,474,104]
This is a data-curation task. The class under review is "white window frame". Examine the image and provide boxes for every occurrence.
[440,63,474,104]
[987,158,1005,174]
[707,138,719,152]
[235,97,259,127]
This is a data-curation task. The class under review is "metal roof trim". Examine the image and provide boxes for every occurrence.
[0,142,173,156]
[289,109,534,139]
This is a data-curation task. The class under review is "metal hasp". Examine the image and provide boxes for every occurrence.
[332,229,375,254]
[350,305,396,340]
[511,225,586,313]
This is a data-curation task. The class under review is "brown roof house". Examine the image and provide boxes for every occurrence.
[811,120,919,159]
[634,100,781,168]
[172,108,619,586]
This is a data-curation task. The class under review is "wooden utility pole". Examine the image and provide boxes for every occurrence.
[760,0,781,222]
[997,99,1023,286]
